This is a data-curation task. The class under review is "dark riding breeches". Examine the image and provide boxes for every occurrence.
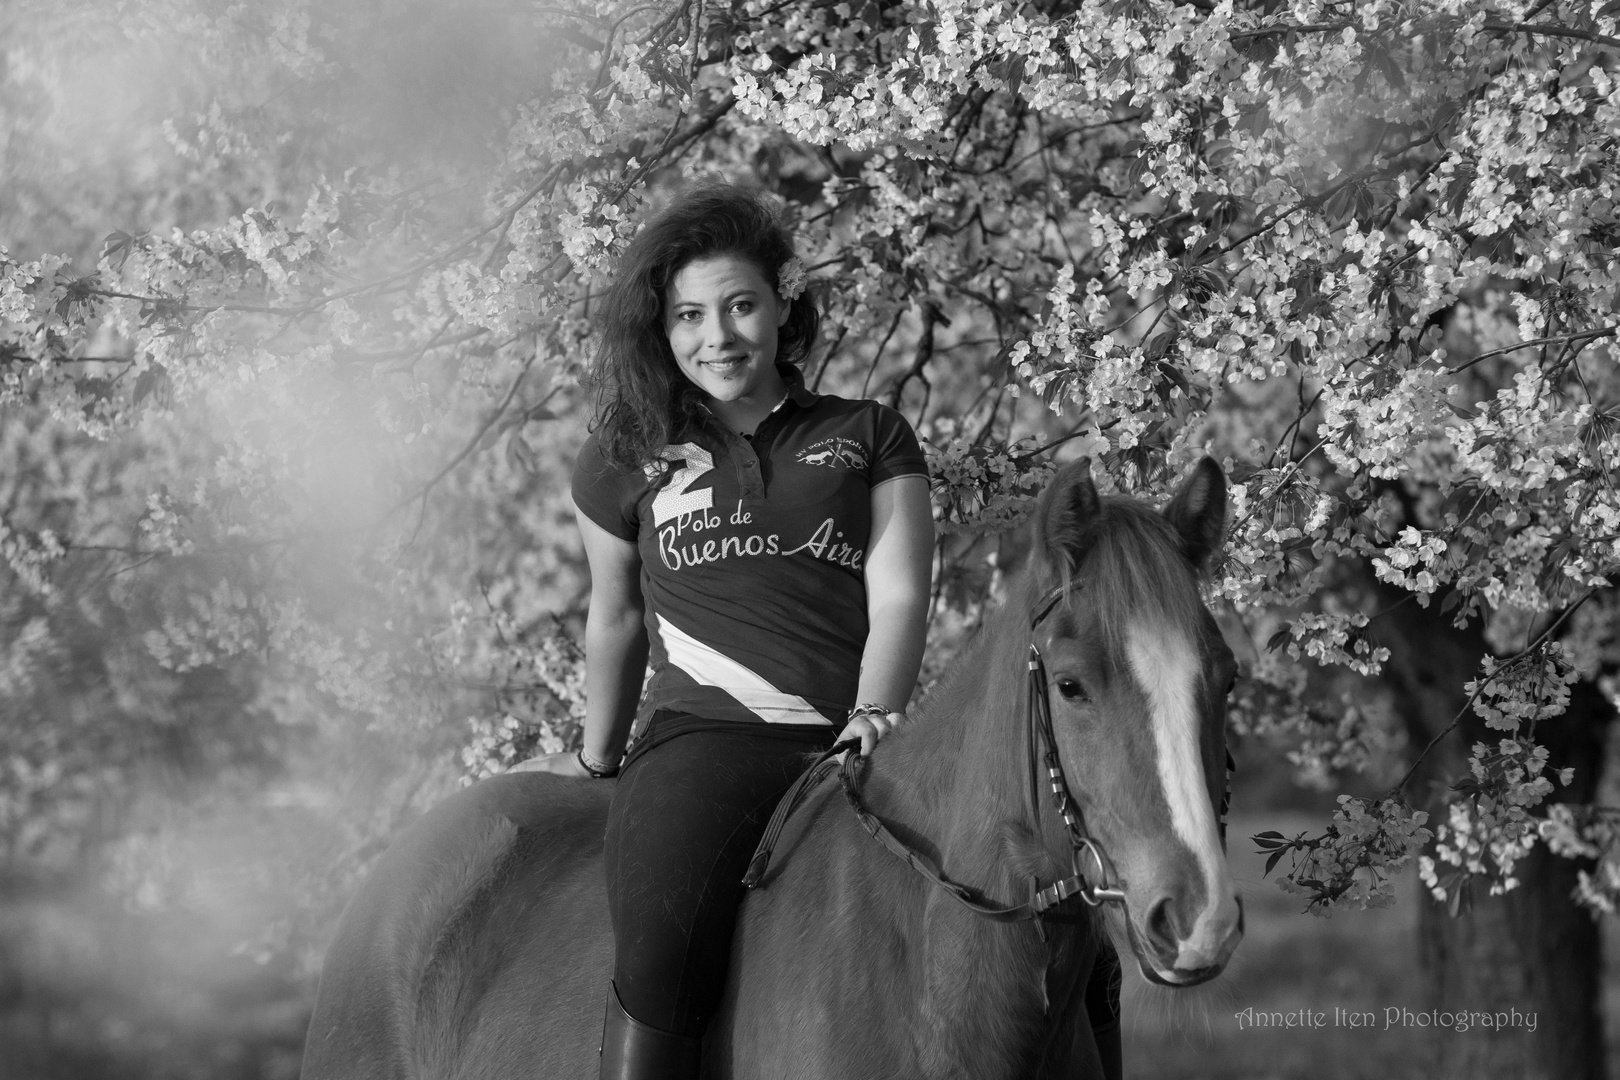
[603,712,834,1038]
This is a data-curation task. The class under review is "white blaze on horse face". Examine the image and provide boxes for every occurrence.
[1126,621,1237,971]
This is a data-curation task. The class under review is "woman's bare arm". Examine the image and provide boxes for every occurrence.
[846,474,934,755]
[510,502,648,776]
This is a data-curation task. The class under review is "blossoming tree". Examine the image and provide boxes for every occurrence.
[2,0,1617,1076]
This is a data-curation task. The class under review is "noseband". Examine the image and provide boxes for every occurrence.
[745,582,1135,924]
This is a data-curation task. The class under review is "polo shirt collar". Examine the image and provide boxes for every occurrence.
[780,364,819,408]
[691,364,818,445]
[695,364,817,426]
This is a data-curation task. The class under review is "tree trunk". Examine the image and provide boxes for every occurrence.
[1380,595,1609,1080]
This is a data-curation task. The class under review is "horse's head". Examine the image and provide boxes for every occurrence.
[1027,457,1241,986]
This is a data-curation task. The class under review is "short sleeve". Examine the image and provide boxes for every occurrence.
[868,404,929,486]
[570,432,643,541]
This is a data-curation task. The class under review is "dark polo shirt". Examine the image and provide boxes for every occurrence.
[571,373,928,730]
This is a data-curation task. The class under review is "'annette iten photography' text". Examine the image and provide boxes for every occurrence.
[1233,1006,1538,1033]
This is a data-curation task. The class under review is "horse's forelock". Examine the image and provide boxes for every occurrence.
[1034,496,1207,654]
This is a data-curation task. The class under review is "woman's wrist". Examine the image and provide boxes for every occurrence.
[577,745,622,779]
[848,702,896,723]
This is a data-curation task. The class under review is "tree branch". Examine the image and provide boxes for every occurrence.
[887,301,941,410]
[1450,325,1620,376]
[1482,21,1620,51]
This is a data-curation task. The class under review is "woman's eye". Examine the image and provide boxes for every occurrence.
[732,301,754,314]
[1056,678,1087,702]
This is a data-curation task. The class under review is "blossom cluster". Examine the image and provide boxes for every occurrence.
[1540,804,1620,916]
[1419,734,1568,903]
[1418,644,1580,905]
[1256,795,1433,915]
[925,436,1058,534]
[456,617,589,783]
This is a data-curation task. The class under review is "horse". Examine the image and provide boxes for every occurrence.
[300,456,1243,1079]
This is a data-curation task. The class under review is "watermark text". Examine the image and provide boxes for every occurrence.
[1232,1005,1537,1033]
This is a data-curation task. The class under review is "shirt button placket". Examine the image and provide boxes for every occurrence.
[737,439,764,501]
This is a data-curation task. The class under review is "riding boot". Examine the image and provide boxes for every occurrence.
[599,982,704,1080]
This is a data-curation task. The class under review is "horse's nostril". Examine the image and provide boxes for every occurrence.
[1145,896,1177,948]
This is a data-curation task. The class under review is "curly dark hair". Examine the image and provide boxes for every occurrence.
[587,182,819,472]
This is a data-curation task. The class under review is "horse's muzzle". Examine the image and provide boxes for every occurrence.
[1128,892,1244,986]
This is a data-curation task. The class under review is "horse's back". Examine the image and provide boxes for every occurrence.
[302,773,614,1080]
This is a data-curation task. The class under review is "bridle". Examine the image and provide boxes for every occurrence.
[744,582,1137,924]
[1020,583,1128,912]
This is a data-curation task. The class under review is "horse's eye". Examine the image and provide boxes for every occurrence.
[1055,678,1087,702]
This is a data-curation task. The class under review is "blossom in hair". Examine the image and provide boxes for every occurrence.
[777,257,807,301]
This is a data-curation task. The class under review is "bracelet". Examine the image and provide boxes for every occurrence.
[577,747,621,779]
[847,702,894,723]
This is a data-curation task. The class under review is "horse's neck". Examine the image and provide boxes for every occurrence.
[876,613,1048,873]
[863,617,1091,1075]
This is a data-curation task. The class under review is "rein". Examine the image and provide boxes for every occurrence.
[744,583,1130,923]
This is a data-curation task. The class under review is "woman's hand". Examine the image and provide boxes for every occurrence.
[841,710,906,758]
[507,750,594,778]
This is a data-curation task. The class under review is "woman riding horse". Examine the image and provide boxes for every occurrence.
[510,183,936,1080]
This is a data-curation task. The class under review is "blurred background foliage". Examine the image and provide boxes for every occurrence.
[3,4,591,1074]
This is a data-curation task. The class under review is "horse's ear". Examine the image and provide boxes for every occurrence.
[1163,457,1227,571]
[1032,458,1100,576]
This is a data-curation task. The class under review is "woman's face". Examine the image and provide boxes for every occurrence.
[664,254,790,410]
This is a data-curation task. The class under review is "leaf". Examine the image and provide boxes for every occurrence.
[103,230,134,271]
[1125,155,1149,189]
[133,363,169,406]
[1323,184,1355,221]
[505,431,539,473]
[1266,625,1292,652]
[1264,848,1288,877]
[1373,47,1406,95]
[1187,231,1219,264]
[1006,55,1026,100]
[1233,32,1279,65]
[1445,168,1475,216]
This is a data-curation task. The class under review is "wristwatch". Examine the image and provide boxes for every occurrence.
[576,746,621,778]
